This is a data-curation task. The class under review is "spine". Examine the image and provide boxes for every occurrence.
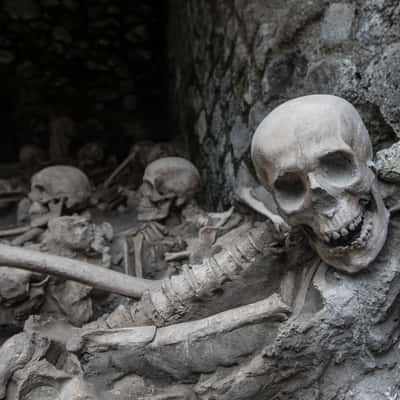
[139,225,275,326]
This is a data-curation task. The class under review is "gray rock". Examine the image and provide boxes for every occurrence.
[253,22,278,70]
[249,101,267,132]
[236,161,257,188]
[375,141,400,182]
[321,3,355,46]
[364,43,400,136]
[195,110,208,144]
[306,56,358,98]
[210,104,226,140]
[230,116,251,160]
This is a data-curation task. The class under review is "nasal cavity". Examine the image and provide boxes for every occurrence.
[311,188,337,215]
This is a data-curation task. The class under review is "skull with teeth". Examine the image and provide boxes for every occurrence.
[251,94,389,273]
[28,165,92,220]
[138,157,201,222]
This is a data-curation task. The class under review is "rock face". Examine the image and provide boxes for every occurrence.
[168,0,400,208]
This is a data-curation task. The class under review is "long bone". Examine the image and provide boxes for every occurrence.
[0,243,160,298]
[0,222,280,322]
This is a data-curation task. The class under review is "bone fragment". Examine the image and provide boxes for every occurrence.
[80,294,290,381]
[30,213,56,228]
[164,251,190,262]
[0,243,160,298]
[133,233,144,278]
[104,149,137,188]
[0,225,30,237]
[11,227,44,246]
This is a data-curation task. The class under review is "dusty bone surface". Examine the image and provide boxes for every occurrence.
[1,95,400,399]
[0,215,115,329]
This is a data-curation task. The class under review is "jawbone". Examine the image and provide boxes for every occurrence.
[307,182,389,274]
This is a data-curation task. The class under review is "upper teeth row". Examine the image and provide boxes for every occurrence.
[323,213,363,243]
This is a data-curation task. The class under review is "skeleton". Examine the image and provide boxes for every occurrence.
[0,95,396,399]
[137,156,201,222]
[4,166,93,244]
[115,157,203,279]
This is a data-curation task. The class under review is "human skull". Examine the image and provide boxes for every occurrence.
[138,157,201,221]
[29,165,91,218]
[130,141,180,168]
[77,141,105,169]
[251,94,389,273]
[19,144,46,171]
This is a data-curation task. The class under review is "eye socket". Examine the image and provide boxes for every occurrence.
[319,151,357,186]
[274,172,306,212]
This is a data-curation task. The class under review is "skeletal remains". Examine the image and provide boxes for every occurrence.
[0,94,397,399]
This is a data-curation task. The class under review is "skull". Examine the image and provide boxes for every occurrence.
[77,141,105,169]
[29,165,91,219]
[138,157,201,221]
[19,144,46,171]
[251,94,389,273]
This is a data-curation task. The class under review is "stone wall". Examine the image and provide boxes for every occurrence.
[0,0,166,161]
[168,0,399,209]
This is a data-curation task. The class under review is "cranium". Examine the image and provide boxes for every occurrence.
[138,157,201,221]
[77,141,105,169]
[251,94,389,273]
[19,144,46,171]
[29,166,91,218]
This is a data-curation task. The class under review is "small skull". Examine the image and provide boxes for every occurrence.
[251,95,389,273]
[19,144,46,172]
[29,165,91,219]
[130,141,178,168]
[77,141,105,169]
[138,157,201,221]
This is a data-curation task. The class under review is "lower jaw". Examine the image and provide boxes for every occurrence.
[313,214,388,273]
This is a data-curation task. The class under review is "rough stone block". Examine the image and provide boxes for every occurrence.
[321,3,355,46]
